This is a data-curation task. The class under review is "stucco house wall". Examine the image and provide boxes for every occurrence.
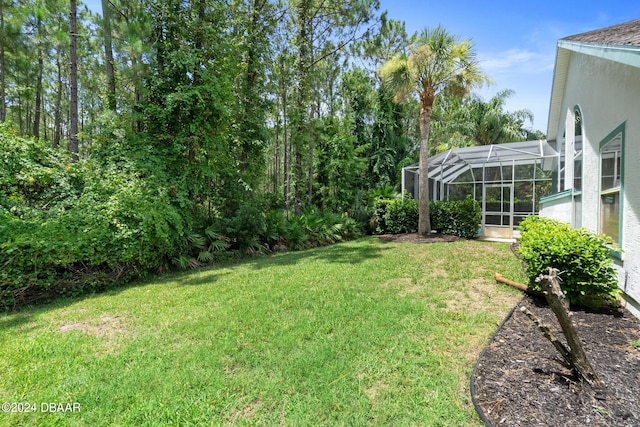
[544,21,640,318]
[538,191,573,224]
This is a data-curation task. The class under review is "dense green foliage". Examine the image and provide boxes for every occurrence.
[0,126,186,308]
[430,90,546,154]
[518,216,619,305]
[371,195,481,238]
[1,1,546,309]
[430,197,481,238]
[0,126,362,309]
[371,195,418,234]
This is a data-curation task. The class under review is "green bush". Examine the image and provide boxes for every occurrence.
[430,196,481,238]
[517,216,619,306]
[372,196,418,234]
[0,136,188,310]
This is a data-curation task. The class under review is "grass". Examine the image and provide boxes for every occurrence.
[0,237,525,426]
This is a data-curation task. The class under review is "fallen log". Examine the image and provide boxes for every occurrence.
[494,273,529,292]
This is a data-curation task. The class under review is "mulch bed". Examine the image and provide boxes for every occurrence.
[473,294,640,426]
[376,232,461,243]
[377,233,640,426]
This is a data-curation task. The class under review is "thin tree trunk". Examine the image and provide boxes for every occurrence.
[281,62,290,212]
[273,102,280,195]
[418,89,434,235]
[0,0,6,122]
[294,148,302,216]
[69,0,79,161]
[53,51,63,148]
[33,14,44,138]
[308,133,313,203]
[102,0,117,112]
[293,0,311,216]
[131,54,142,133]
[43,103,47,140]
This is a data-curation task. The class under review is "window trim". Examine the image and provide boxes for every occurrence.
[572,105,584,227]
[599,122,625,259]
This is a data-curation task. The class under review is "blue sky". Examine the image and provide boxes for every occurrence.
[82,0,640,132]
[380,0,640,132]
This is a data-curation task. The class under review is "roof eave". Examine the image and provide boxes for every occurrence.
[557,39,640,68]
[547,47,571,140]
[548,39,640,139]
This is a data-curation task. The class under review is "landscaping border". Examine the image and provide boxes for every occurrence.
[470,296,524,426]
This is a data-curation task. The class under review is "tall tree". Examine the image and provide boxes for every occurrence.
[230,0,275,191]
[51,0,69,148]
[0,0,6,122]
[379,25,486,235]
[101,0,116,112]
[288,0,380,214]
[471,89,535,146]
[68,0,78,160]
[31,2,45,138]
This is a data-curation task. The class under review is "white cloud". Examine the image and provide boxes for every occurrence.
[479,48,555,74]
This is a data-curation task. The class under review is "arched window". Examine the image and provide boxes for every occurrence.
[573,107,583,191]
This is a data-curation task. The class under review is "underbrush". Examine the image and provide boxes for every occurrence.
[0,128,361,311]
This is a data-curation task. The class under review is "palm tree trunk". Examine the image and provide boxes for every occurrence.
[418,89,435,235]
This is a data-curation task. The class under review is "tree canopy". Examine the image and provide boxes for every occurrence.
[0,1,547,307]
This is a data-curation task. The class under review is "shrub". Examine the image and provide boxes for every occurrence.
[372,196,418,234]
[216,196,269,254]
[0,153,187,310]
[517,216,619,306]
[430,196,481,238]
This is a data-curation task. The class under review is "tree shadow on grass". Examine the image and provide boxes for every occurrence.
[245,237,392,270]
[175,269,231,286]
[0,312,35,331]
[1,238,391,317]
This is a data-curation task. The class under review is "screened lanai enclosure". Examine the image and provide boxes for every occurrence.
[402,140,560,240]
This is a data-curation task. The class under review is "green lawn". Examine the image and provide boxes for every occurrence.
[0,237,525,426]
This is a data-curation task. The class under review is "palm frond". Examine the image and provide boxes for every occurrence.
[378,54,413,103]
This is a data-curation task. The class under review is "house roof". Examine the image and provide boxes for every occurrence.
[547,18,640,138]
[562,18,640,46]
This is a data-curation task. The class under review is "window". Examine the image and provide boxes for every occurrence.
[600,128,623,245]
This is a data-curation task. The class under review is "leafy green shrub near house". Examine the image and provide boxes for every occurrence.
[430,196,481,239]
[517,216,619,306]
[371,196,419,234]
[371,195,480,238]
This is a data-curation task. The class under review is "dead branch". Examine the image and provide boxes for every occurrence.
[535,267,601,386]
[494,272,528,291]
[519,306,572,370]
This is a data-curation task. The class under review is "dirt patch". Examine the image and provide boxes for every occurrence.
[229,399,262,424]
[59,314,128,338]
[364,381,390,405]
[376,232,462,243]
[473,294,640,426]
[446,279,515,314]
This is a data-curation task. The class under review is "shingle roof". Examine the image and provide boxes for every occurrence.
[562,18,640,45]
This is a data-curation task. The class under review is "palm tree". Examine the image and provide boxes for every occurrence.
[379,25,487,235]
[473,89,535,146]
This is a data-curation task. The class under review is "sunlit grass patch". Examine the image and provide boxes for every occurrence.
[0,237,524,426]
